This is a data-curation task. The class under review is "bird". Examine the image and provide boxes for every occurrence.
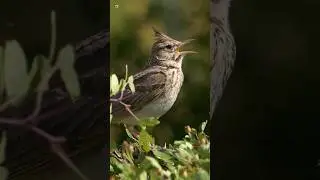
[110,27,196,125]
[210,0,236,118]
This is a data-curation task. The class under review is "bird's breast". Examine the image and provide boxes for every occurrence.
[137,68,183,119]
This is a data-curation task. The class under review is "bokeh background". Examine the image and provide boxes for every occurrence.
[213,0,320,179]
[110,0,210,144]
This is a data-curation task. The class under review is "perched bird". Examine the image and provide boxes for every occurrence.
[210,0,236,118]
[111,28,196,125]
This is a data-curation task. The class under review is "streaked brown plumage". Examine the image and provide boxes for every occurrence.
[210,0,236,118]
[111,28,195,125]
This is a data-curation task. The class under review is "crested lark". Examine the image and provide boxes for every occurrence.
[210,0,236,118]
[111,28,195,125]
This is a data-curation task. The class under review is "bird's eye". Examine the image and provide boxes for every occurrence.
[165,45,173,49]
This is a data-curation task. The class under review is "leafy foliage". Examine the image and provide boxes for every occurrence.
[0,10,86,180]
[109,120,210,179]
[109,71,210,180]
[56,45,80,100]
[109,65,135,124]
[3,40,29,102]
[0,11,80,107]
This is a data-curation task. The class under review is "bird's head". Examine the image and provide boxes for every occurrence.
[148,27,196,67]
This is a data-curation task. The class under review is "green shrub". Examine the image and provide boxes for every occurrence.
[109,69,210,180]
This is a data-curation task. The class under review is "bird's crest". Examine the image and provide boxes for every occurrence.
[152,27,181,44]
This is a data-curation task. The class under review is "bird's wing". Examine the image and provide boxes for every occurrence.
[111,67,167,117]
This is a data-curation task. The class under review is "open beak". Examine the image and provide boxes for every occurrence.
[176,39,197,55]
[180,39,195,46]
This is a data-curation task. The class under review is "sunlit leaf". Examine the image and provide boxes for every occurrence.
[127,75,135,93]
[125,64,128,81]
[110,74,119,96]
[174,140,193,150]
[199,121,207,132]
[138,118,160,127]
[139,129,153,152]
[3,40,29,101]
[110,157,125,171]
[198,159,210,172]
[110,164,114,172]
[145,156,162,169]
[152,149,174,165]
[191,168,210,180]
[124,126,138,142]
[149,170,162,180]
[56,44,80,100]
[119,79,127,92]
[111,120,211,179]
[139,171,147,180]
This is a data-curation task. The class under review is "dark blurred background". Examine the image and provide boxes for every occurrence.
[213,0,320,179]
[0,0,108,179]
[110,0,210,145]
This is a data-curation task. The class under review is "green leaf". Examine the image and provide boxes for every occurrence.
[28,56,41,84]
[3,40,29,101]
[145,156,162,169]
[119,79,127,92]
[39,55,50,79]
[110,114,113,123]
[174,140,193,150]
[138,118,160,127]
[149,170,162,180]
[152,149,174,165]
[124,64,128,81]
[56,44,80,100]
[139,130,153,152]
[127,75,135,93]
[110,74,119,96]
[198,159,210,172]
[191,168,210,180]
[139,171,147,180]
[35,55,51,92]
[110,164,114,172]
[199,121,207,132]
[110,157,125,171]
[124,126,138,142]
[175,148,193,164]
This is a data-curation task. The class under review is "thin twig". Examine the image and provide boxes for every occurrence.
[0,117,66,144]
[48,10,56,64]
[51,144,90,180]
[119,101,140,121]
[110,98,140,121]
[0,94,24,112]
[29,126,66,143]
[27,65,59,123]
